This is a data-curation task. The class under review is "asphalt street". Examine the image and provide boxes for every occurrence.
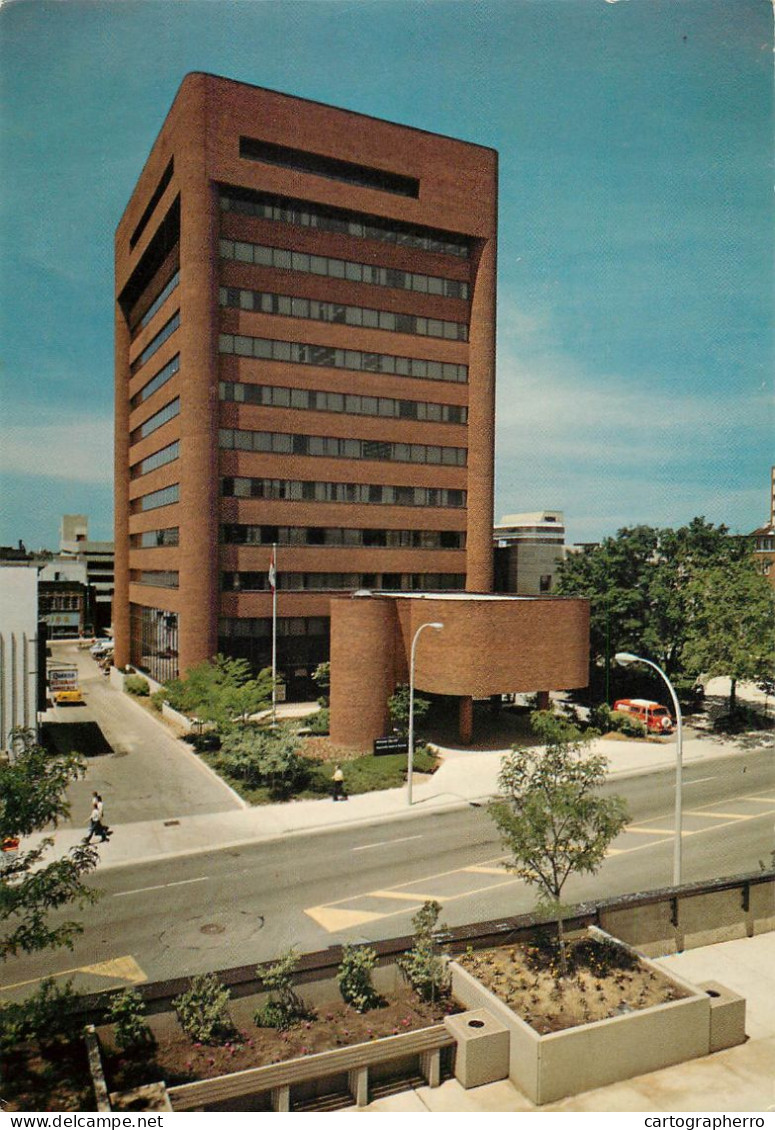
[2,750,772,999]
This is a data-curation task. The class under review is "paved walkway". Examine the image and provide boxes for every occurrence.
[27,701,762,871]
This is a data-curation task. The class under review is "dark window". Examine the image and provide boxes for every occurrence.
[239,138,419,198]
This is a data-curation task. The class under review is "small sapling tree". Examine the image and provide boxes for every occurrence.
[490,711,628,977]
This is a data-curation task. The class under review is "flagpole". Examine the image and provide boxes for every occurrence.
[271,542,277,727]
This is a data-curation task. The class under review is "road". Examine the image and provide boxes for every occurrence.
[1,749,772,1000]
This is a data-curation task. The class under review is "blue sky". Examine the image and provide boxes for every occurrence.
[1,0,771,549]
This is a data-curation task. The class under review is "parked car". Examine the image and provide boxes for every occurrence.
[54,687,84,705]
[613,698,675,734]
[91,640,113,657]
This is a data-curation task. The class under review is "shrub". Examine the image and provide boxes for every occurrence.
[254,948,313,1029]
[610,710,647,738]
[0,979,83,1053]
[173,974,233,1043]
[397,900,450,1003]
[106,988,154,1051]
[304,708,330,735]
[337,943,382,1012]
[124,675,150,697]
[150,689,166,712]
[216,728,309,797]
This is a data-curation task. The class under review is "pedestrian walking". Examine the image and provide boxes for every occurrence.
[83,791,111,843]
[331,764,346,802]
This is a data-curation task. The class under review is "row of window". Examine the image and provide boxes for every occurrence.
[136,483,180,512]
[221,476,466,508]
[131,311,179,374]
[134,397,180,442]
[221,524,465,549]
[132,440,179,478]
[219,616,329,639]
[219,381,467,424]
[219,286,468,342]
[219,239,470,300]
[130,604,179,684]
[218,334,467,384]
[132,354,180,408]
[40,595,82,612]
[223,572,466,593]
[136,270,180,336]
[134,571,179,588]
[219,190,469,258]
[218,428,467,467]
[132,527,180,548]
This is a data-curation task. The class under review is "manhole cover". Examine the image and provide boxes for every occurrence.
[200,923,226,935]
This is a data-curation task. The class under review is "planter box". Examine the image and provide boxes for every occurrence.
[449,934,712,1105]
[700,980,747,1052]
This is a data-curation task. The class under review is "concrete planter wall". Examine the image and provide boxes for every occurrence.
[449,937,713,1105]
[161,702,194,732]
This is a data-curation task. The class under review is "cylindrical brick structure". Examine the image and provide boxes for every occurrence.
[329,596,397,749]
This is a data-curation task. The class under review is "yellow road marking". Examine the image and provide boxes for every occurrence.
[1,954,146,995]
[684,810,753,820]
[371,889,442,902]
[305,906,386,931]
[463,865,508,875]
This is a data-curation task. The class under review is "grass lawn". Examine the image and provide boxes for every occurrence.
[197,744,438,806]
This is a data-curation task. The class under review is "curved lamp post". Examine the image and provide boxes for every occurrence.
[407,621,444,806]
[615,651,683,886]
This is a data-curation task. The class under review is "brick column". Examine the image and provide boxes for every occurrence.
[113,299,131,669]
[459,695,474,744]
[176,89,219,673]
[330,597,397,750]
[464,232,497,593]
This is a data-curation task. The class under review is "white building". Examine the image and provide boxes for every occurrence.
[0,566,40,747]
[494,510,567,595]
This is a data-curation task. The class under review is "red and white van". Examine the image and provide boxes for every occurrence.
[613,698,675,734]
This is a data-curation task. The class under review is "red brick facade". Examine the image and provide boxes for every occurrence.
[114,73,498,692]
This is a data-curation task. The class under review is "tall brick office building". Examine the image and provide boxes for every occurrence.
[113,73,498,694]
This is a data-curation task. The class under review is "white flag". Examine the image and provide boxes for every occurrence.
[268,548,276,591]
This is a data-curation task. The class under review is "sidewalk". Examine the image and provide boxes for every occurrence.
[25,719,762,872]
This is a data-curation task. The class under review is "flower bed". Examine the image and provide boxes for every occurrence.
[100,984,456,1098]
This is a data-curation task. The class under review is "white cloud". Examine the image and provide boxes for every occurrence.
[1,416,113,484]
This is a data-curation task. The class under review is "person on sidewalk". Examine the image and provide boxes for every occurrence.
[84,791,112,843]
[331,764,346,802]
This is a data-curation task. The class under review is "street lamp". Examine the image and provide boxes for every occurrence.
[407,621,444,806]
[615,651,684,886]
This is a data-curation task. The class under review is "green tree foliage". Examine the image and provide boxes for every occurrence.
[216,727,309,797]
[0,978,82,1053]
[162,655,273,733]
[682,557,775,714]
[173,973,233,1043]
[1,730,99,961]
[312,661,331,707]
[388,684,430,737]
[490,712,628,977]
[254,948,312,1029]
[337,943,382,1012]
[397,900,450,1003]
[556,518,754,696]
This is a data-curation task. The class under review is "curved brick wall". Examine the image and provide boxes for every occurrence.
[330,593,589,749]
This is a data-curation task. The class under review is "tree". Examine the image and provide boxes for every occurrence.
[388,684,430,737]
[311,662,331,707]
[0,729,99,960]
[162,655,273,733]
[216,727,309,797]
[397,900,450,1002]
[682,558,775,714]
[556,518,750,697]
[489,711,628,977]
